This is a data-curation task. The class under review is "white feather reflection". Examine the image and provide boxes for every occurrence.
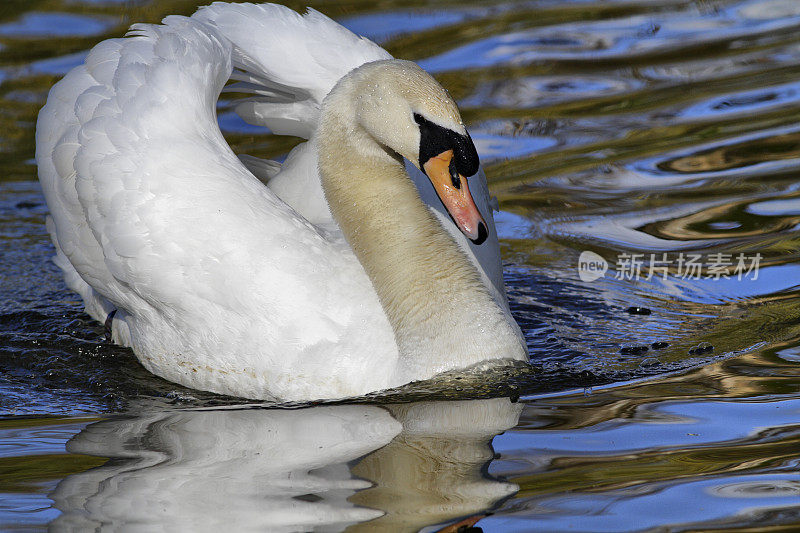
[49,399,522,532]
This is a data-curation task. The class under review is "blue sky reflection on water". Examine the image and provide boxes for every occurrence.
[0,13,117,38]
[494,398,800,455]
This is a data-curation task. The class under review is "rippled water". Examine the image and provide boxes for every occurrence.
[1,0,800,531]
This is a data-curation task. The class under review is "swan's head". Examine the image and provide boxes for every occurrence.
[336,60,488,245]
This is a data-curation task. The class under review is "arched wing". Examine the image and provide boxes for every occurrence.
[193,3,392,138]
[36,16,366,341]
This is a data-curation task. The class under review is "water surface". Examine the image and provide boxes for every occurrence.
[1,0,800,531]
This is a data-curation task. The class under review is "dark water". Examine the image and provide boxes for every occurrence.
[2,0,800,531]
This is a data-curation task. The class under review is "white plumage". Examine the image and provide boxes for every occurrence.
[36,2,527,401]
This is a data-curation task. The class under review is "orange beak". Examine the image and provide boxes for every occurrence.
[423,150,488,244]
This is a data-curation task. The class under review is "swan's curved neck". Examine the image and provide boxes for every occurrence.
[317,86,524,377]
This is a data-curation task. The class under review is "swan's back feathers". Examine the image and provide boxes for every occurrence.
[193,3,392,137]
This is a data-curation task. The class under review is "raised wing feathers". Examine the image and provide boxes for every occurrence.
[193,2,392,137]
[37,16,359,345]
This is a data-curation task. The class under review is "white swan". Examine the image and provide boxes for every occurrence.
[36,2,528,401]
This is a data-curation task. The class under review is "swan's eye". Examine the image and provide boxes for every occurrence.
[449,158,461,189]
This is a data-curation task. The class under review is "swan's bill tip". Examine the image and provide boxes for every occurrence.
[471,221,488,245]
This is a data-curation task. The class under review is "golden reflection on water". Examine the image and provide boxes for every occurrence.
[501,341,800,527]
[664,131,800,173]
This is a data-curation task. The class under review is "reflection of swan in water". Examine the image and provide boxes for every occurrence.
[49,399,521,532]
[50,406,400,532]
[350,401,522,532]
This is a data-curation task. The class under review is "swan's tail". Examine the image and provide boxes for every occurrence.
[46,215,132,346]
[192,3,392,138]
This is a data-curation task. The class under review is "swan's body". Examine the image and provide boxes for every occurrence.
[36,3,527,401]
